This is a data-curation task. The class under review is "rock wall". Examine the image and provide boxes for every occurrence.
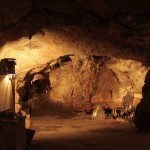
[11,51,148,114]
[92,58,148,108]
[0,0,150,116]
[0,1,150,63]
[135,70,150,130]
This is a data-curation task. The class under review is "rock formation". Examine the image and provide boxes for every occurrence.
[14,54,148,115]
[0,0,150,121]
[135,70,150,130]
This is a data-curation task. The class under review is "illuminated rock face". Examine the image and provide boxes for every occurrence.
[0,0,149,115]
[0,26,148,114]
[92,58,148,108]
[1,39,147,114]
[0,1,150,63]
[106,59,148,107]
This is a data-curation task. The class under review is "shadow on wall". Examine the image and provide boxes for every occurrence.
[135,69,150,131]
[16,55,74,117]
[17,73,51,113]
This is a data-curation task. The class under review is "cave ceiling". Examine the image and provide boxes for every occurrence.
[0,0,150,63]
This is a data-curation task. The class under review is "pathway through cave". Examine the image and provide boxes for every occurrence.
[29,114,150,150]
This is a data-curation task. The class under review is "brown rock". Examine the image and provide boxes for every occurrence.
[135,70,150,130]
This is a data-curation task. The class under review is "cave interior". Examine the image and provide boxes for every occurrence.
[0,0,150,150]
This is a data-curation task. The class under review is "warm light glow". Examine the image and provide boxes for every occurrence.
[0,75,13,111]
[9,74,15,79]
[92,106,99,117]
[9,74,12,79]
[3,75,9,83]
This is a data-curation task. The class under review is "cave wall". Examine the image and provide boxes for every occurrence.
[8,46,147,114]
[0,25,149,115]
[135,70,150,130]
[1,0,150,63]
[0,0,150,115]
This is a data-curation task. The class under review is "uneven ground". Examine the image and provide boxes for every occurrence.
[29,112,150,150]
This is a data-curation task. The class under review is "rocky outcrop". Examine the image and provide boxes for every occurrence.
[14,54,148,115]
[135,70,150,130]
[0,0,150,117]
[92,58,148,108]
[16,55,109,113]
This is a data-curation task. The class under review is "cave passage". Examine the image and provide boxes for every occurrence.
[1,1,150,149]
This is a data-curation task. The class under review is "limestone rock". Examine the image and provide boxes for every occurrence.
[13,54,149,115]
[92,58,148,108]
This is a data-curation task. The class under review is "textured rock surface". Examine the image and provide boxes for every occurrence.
[135,70,150,130]
[0,1,150,63]
[92,58,148,108]
[0,0,150,116]
[11,52,148,114]
[0,24,148,114]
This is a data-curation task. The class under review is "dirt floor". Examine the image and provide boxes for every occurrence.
[28,112,150,150]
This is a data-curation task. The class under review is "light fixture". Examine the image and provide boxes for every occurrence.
[9,74,12,79]
[9,74,15,80]
[0,58,16,114]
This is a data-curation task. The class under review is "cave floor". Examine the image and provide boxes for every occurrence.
[29,113,150,150]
